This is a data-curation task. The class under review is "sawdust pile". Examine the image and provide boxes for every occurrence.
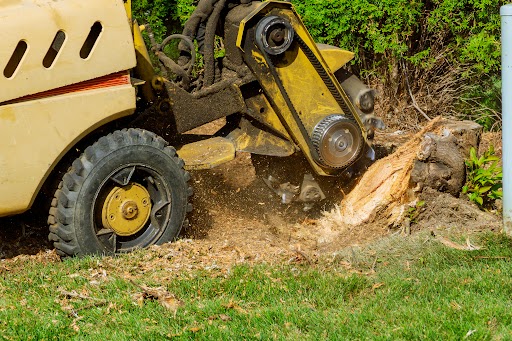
[0,119,502,267]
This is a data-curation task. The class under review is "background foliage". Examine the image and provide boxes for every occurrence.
[132,0,503,130]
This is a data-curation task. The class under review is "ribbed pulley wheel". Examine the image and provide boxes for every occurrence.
[255,15,294,55]
[311,115,363,169]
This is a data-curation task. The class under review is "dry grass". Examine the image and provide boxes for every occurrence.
[371,44,497,133]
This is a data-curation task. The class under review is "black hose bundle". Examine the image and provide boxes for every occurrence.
[178,0,222,67]
[177,0,254,89]
[203,0,227,86]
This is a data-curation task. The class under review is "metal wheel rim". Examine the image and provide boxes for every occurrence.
[92,164,172,253]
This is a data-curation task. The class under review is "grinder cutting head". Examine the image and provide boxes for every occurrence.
[311,115,364,169]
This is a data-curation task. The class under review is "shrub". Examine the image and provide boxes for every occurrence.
[131,0,503,129]
[132,0,195,42]
[292,0,503,129]
[462,146,503,209]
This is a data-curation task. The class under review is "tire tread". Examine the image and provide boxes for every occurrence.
[48,128,192,257]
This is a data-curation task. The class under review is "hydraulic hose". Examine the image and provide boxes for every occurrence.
[179,0,221,65]
[204,0,228,87]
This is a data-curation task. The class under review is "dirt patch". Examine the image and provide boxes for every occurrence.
[0,127,503,269]
[0,214,52,259]
[184,152,330,260]
[412,188,501,232]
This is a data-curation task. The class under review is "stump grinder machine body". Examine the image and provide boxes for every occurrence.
[0,0,383,256]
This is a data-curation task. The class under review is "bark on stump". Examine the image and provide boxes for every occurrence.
[339,117,482,226]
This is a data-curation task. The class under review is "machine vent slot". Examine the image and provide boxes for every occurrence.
[3,40,28,78]
[80,21,103,59]
[43,30,66,68]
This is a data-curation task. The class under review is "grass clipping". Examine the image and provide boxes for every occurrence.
[337,117,444,226]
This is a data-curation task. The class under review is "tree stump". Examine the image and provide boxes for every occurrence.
[338,117,482,226]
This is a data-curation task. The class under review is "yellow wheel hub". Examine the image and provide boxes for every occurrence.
[101,183,152,236]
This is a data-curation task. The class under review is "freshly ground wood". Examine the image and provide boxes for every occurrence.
[336,117,482,226]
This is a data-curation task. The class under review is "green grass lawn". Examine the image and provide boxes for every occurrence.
[1,232,511,340]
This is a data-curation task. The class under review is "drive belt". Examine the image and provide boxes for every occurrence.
[260,31,364,168]
[260,44,320,161]
[294,34,365,134]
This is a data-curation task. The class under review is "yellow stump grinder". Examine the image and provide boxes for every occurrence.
[0,0,383,256]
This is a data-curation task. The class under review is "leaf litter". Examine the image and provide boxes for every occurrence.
[0,128,503,307]
[129,279,184,316]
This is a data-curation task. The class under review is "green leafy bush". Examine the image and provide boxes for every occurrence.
[462,146,503,208]
[459,76,502,131]
[293,0,502,73]
[133,0,502,78]
[292,0,503,129]
[131,0,503,129]
[132,0,195,42]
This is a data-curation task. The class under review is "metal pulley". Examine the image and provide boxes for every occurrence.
[311,115,364,169]
[255,15,294,55]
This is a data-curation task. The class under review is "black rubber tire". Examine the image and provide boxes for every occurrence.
[48,128,192,257]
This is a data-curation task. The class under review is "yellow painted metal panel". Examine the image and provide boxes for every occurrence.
[0,0,136,103]
[0,85,136,217]
[133,21,156,102]
[244,93,291,138]
[178,137,236,171]
[317,44,354,72]
[236,2,367,175]
[124,0,132,24]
